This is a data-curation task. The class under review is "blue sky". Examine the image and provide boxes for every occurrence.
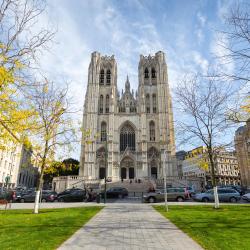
[38,0,240,159]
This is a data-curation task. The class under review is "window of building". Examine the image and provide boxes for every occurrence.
[101,122,107,141]
[152,94,157,113]
[120,124,135,152]
[106,95,109,113]
[146,94,150,113]
[99,95,103,113]
[151,68,156,78]
[100,69,104,84]
[106,69,111,84]
[144,68,149,79]
[149,121,155,141]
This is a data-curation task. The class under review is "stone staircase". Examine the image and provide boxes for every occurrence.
[155,177,203,191]
[104,179,153,193]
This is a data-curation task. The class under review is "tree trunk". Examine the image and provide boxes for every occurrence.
[208,149,219,209]
[34,145,48,214]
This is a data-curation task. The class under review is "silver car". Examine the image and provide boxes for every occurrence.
[242,193,250,202]
[143,188,188,203]
[194,188,241,203]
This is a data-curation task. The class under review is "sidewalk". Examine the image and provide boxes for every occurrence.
[58,204,203,250]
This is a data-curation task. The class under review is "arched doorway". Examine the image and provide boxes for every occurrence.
[151,167,157,179]
[148,147,159,179]
[121,168,126,179]
[99,168,105,179]
[96,148,106,180]
[120,157,135,179]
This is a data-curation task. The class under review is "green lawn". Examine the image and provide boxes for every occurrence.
[0,206,103,250]
[154,205,250,250]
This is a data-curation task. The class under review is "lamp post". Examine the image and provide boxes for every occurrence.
[163,150,169,212]
[104,135,108,204]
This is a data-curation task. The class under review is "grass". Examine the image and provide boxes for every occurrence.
[0,206,103,250]
[154,205,250,250]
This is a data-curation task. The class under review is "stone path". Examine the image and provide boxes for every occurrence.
[58,204,203,250]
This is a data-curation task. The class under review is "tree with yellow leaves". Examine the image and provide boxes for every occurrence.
[0,0,54,147]
[26,79,77,214]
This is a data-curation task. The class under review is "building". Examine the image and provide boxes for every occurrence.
[235,119,250,187]
[176,150,187,177]
[16,146,38,188]
[0,129,38,189]
[80,51,176,180]
[182,147,240,186]
[0,140,23,188]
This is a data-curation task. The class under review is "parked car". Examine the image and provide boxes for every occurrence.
[0,190,15,201]
[242,193,250,202]
[19,190,57,203]
[218,185,244,195]
[100,187,128,199]
[194,188,241,202]
[144,187,189,203]
[57,188,86,202]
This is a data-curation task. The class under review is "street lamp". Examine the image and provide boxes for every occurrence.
[104,134,108,204]
[163,150,169,212]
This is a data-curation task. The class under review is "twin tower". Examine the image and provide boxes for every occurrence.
[80,51,176,181]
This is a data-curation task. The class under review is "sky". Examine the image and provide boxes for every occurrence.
[37,0,242,159]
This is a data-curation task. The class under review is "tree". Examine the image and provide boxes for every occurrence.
[43,158,79,185]
[218,3,250,122]
[0,0,54,146]
[175,74,233,208]
[27,79,76,214]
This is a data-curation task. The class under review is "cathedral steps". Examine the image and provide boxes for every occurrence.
[103,179,154,193]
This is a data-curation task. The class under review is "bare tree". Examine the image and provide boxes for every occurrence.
[175,74,234,208]
[0,0,55,144]
[27,79,77,214]
[217,3,250,122]
[219,3,250,83]
[0,0,54,71]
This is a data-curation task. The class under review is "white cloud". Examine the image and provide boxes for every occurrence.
[197,12,206,27]
[210,32,234,75]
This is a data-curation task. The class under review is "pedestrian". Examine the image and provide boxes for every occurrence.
[130,179,132,184]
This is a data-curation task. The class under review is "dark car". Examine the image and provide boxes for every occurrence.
[100,187,128,199]
[19,190,57,203]
[57,188,86,202]
[0,189,15,201]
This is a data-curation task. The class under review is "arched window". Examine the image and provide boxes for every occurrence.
[101,122,107,141]
[152,94,157,113]
[144,68,149,79]
[106,69,111,84]
[120,124,135,152]
[149,121,155,141]
[106,95,109,113]
[151,68,156,78]
[100,69,104,84]
[146,94,150,113]
[99,95,103,113]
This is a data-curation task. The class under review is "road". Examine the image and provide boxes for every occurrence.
[1,197,249,210]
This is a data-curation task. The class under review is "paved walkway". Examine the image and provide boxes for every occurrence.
[58,204,203,250]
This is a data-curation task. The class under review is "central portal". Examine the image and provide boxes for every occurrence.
[120,157,135,179]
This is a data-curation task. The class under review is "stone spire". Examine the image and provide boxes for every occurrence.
[125,75,130,92]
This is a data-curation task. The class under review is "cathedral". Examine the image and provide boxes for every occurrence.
[79,51,176,181]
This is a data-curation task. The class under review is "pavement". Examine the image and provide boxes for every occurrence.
[58,203,203,250]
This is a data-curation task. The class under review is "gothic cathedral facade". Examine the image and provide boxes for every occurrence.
[79,51,176,180]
